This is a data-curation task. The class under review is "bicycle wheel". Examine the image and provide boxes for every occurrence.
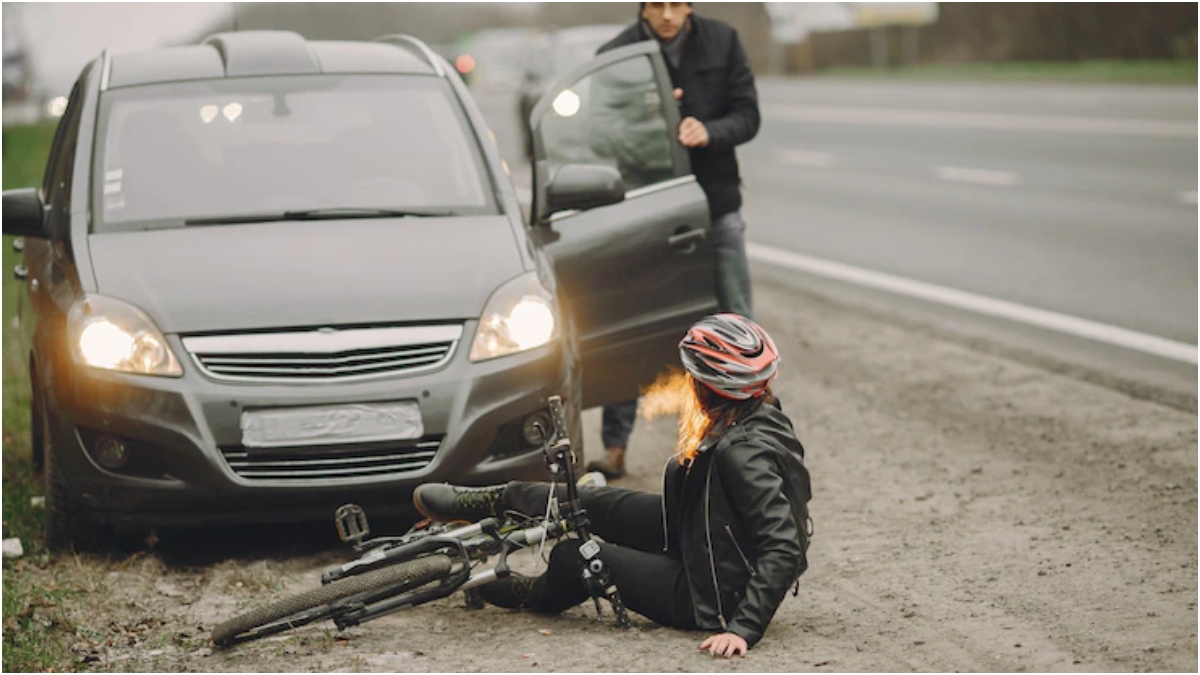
[212,553,453,646]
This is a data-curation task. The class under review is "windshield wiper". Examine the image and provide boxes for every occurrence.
[283,208,455,219]
[185,208,453,226]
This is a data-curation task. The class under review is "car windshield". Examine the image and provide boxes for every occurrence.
[94,74,496,231]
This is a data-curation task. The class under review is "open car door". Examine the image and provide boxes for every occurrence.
[528,41,717,409]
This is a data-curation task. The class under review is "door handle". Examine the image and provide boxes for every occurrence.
[13,264,27,281]
[668,226,705,253]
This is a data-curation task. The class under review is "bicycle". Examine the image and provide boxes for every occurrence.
[211,395,632,647]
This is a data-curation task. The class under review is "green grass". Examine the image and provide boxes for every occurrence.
[816,59,1199,85]
[2,122,54,547]
[2,122,77,673]
[2,569,79,672]
[3,123,57,190]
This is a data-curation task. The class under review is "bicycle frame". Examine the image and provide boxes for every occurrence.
[319,395,631,631]
[327,516,571,629]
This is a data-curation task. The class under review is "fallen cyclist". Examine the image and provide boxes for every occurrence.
[415,314,812,657]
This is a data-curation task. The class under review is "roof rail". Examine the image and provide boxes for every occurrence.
[99,49,112,91]
[375,35,445,77]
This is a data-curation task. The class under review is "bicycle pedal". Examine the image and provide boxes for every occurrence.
[334,504,370,544]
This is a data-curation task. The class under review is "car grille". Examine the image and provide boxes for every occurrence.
[182,325,463,383]
[194,343,453,380]
[220,436,442,481]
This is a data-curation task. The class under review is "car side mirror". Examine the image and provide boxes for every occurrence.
[544,164,625,216]
[3,188,46,239]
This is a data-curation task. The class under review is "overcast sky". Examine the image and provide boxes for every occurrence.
[10,2,232,94]
[6,2,933,95]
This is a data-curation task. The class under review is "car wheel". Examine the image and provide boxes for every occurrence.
[30,368,44,475]
[41,393,98,551]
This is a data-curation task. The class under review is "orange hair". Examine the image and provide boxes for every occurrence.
[675,373,772,466]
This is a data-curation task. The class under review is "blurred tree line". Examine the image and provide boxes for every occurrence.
[191,3,1195,75]
[803,3,1197,72]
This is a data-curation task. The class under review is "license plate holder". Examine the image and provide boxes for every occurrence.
[240,401,423,449]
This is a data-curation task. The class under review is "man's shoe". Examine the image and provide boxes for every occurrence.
[585,446,627,480]
[413,483,505,522]
[477,573,537,609]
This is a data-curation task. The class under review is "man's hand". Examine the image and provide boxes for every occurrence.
[679,116,709,148]
[699,632,748,658]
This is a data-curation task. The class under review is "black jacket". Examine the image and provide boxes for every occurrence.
[599,15,761,218]
[661,399,811,648]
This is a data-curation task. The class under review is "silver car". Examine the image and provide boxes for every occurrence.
[3,31,716,548]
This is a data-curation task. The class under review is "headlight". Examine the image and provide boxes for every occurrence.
[469,272,559,362]
[67,294,182,377]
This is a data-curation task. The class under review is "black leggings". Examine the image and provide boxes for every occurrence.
[502,481,698,630]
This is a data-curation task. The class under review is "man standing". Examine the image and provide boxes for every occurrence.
[588,1,761,479]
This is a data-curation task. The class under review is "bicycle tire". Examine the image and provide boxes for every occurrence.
[211,553,453,646]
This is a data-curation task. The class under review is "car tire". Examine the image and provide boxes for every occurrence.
[41,392,98,551]
[30,367,44,475]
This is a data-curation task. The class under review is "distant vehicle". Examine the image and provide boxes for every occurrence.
[456,27,539,89]
[518,24,627,159]
[3,30,716,549]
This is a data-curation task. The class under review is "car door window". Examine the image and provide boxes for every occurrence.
[537,53,678,194]
[42,79,84,239]
[42,81,83,205]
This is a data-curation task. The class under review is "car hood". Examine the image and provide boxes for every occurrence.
[87,217,525,334]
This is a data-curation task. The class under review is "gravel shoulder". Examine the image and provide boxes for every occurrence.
[13,271,1196,672]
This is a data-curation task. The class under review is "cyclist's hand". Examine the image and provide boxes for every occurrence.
[699,632,747,658]
[679,117,709,148]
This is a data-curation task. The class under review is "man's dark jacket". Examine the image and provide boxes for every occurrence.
[599,15,761,218]
[661,399,811,648]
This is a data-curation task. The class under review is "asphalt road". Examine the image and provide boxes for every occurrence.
[473,76,1197,398]
[742,78,1197,345]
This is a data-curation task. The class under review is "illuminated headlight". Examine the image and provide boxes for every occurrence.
[67,294,182,377]
[469,273,559,362]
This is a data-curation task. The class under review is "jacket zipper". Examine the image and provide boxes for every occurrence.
[660,456,674,553]
[704,464,728,631]
[724,524,756,577]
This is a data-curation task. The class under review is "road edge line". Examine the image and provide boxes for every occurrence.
[747,243,1198,365]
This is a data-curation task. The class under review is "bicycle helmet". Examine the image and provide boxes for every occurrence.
[679,313,780,400]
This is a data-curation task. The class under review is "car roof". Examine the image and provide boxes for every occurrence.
[104,30,442,90]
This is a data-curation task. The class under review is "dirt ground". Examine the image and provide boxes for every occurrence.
[11,273,1196,672]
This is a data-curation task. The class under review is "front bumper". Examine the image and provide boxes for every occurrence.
[40,323,569,527]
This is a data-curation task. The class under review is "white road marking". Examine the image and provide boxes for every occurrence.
[763,104,1198,138]
[1180,191,1197,205]
[934,166,1019,187]
[747,242,1198,365]
[779,149,835,167]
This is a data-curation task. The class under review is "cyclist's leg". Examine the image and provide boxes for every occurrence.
[503,482,665,553]
[526,540,695,629]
